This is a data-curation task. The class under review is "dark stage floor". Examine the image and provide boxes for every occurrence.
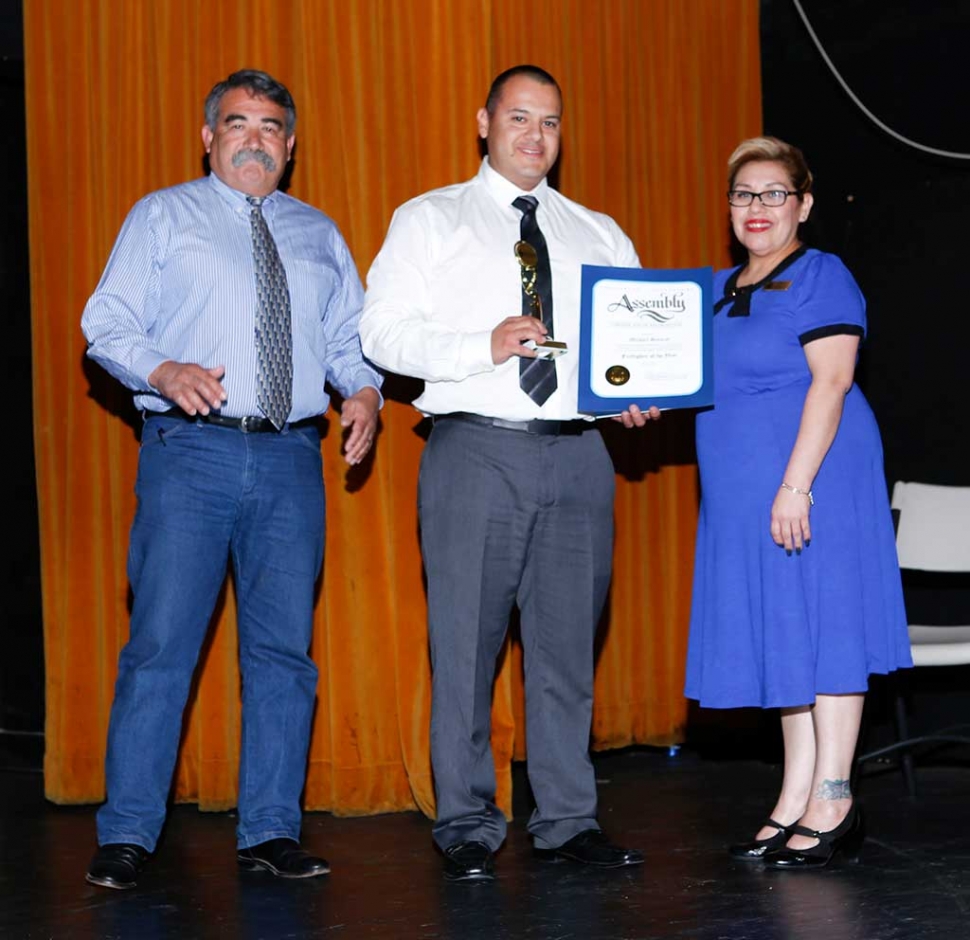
[1,748,968,939]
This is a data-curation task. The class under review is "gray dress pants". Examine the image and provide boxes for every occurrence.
[418,417,615,851]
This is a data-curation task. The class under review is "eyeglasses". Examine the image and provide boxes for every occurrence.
[727,189,800,208]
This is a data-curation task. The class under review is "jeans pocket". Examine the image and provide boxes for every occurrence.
[141,415,191,448]
[287,425,323,456]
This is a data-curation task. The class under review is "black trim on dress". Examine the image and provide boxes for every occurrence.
[798,323,865,346]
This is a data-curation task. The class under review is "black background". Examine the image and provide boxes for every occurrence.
[1,0,43,763]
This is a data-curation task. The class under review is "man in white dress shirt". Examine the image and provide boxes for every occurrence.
[360,65,656,882]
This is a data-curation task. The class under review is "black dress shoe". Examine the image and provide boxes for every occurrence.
[764,805,864,870]
[728,817,792,861]
[86,843,150,889]
[237,838,330,878]
[534,829,644,868]
[442,841,495,882]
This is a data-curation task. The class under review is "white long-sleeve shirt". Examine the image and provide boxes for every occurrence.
[361,158,639,421]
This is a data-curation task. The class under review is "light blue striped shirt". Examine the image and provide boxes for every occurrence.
[82,172,381,420]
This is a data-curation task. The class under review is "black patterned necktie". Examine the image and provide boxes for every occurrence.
[512,195,557,406]
[248,195,293,429]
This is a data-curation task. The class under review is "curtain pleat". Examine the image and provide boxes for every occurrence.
[25,0,761,815]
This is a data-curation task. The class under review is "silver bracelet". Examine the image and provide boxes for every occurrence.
[780,482,814,505]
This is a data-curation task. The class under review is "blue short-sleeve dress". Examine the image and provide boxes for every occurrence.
[684,247,912,709]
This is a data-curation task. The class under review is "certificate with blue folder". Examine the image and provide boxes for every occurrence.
[578,265,714,415]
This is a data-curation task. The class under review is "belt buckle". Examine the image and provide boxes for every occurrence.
[240,415,259,433]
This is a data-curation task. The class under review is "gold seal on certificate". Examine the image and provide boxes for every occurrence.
[605,365,630,385]
[515,240,568,358]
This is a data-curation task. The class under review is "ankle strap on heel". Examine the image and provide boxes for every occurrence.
[788,807,858,845]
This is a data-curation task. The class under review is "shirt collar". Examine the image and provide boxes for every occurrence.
[207,171,282,217]
[478,157,549,210]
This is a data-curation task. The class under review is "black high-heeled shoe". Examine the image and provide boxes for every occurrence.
[763,805,864,870]
[728,817,792,861]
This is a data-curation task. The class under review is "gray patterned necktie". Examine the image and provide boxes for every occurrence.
[513,195,557,406]
[248,195,293,429]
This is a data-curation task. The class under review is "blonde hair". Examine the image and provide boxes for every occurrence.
[727,136,813,197]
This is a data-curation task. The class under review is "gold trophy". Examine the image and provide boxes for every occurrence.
[515,240,568,357]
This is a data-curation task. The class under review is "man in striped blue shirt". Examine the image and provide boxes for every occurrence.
[81,69,381,889]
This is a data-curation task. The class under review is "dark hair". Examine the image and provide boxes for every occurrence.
[484,65,561,115]
[727,136,813,197]
[204,69,296,136]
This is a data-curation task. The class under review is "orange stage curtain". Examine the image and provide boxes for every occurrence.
[25,0,761,816]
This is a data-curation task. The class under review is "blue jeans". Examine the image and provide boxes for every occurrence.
[96,414,325,851]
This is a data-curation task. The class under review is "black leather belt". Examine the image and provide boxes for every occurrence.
[155,408,317,434]
[433,412,594,436]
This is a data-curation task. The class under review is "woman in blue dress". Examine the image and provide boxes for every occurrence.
[685,137,912,869]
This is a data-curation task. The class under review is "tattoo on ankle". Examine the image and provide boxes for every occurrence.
[814,778,852,800]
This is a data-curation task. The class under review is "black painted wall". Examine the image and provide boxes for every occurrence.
[761,0,970,488]
[1,0,44,764]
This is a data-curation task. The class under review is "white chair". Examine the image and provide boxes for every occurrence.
[857,482,970,795]
[893,481,970,663]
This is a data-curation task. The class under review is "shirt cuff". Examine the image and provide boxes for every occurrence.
[457,330,497,376]
[344,382,385,410]
[132,349,171,393]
